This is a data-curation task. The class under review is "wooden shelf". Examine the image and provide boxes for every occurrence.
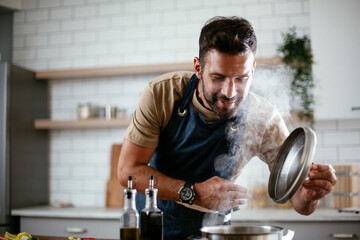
[36,57,283,80]
[34,118,131,129]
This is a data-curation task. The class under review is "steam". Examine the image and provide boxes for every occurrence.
[214,64,293,180]
[251,65,293,117]
[202,65,294,227]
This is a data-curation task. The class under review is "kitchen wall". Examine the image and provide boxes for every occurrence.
[12,0,360,207]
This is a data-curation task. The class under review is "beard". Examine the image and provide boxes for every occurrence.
[202,80,243,119]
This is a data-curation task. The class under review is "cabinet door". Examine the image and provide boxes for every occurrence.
[310,0,360,119]
[20,217,119,239]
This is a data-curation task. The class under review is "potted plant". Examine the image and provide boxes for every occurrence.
[277,27,314,125]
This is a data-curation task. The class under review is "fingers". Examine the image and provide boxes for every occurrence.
[303,179,333,193]
[300,163,338,202]
[196,176,250,211]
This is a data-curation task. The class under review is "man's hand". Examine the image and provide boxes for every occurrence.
[302,163,337,201]
[193,176,250,211]
[291,163,337,215]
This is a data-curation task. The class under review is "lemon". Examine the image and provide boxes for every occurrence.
[16,232,32,240]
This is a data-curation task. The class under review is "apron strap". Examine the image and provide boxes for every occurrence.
[178,74,199,115]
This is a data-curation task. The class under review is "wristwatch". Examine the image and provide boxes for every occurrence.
[178,182,195,205]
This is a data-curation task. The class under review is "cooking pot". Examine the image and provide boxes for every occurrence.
[200,225,294,240]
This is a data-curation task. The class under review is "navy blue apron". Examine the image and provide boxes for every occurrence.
[137,74,248,240]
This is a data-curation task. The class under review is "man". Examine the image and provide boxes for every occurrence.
[118,16,336,239]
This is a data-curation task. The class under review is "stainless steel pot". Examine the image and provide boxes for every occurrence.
[201,225,294,240]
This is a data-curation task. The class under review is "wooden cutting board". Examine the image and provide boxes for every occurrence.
[106,144,125,207]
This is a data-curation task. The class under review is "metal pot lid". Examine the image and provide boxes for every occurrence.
[268,127,317,203]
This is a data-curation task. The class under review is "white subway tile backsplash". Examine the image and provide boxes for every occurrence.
[50,8,73,20]
[49,33,72,45]
[73,32,97,43]
[50,165,72,178]
[72,192,97,207]
[314,146,338,161]
[99,3,123,16]
[162,10,189,24]
[136,12,161,26]
[25,35,48,47]
[58,151,84,164]
[149,25,175,39]
[339,147,360,161]
[289,15,309,28]
[84,179,108,192]
[323,131,360,145]
[246,4,273,17]
[338,119,360,130]
[14,12,25,23]
[38,0,61,9]
[60,45,84,58]
[62,0,86,6]
[74,5,98,18]
[37,46,59,59]
[124,0,149,13]
[216,6,245,17]
[22,0,38,10]
[123,26,149,40]
[314,119,337,130]
[13,23,37,35]
[85,17,110,30]
[176,0,202,10]
[61,19,85,31]
[303,1,310,14]
[59,179,83,192]
[274,2,303,15]
[261,16,289,30]
[85,44,109,56]
[98,29,122,41]
[13,48,36,60]
[149,0,175,11]
[38,21,60,33]
[13,37,25,48]
[111,15,136,27]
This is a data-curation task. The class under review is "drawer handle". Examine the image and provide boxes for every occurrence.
[331,233,356,239]
[65,227,87,234]
[351,106,360,111]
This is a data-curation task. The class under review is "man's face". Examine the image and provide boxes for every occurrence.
[195,49,256,119]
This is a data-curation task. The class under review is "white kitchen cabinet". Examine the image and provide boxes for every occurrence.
[310,0,360,120]
[19,217,119,239]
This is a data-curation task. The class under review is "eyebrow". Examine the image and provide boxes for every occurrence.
[210,72,251,78]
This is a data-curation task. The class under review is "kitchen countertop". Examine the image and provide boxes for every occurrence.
[12,206,360,222]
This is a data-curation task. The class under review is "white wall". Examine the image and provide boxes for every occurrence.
[12,0,360,207]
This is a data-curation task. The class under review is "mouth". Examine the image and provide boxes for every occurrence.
[218,99,236,109]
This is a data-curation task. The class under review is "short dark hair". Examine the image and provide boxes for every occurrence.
[199,16,257,69]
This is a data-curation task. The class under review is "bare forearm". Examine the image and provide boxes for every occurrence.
[117,139,184,202]
[119,163,184,202]
[290,188,319,215]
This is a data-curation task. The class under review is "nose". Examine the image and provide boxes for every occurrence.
[222,79,237,99]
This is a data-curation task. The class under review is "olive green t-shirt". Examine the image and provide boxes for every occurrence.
[125,71,289,176]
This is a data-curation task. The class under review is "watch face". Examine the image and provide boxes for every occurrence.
[180,187,193,201]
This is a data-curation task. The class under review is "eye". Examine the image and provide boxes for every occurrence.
[236,77,249,82]
[212,75,224,81]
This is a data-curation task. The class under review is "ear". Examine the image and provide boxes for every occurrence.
[252,60,256,74]
[193,57,202,79]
